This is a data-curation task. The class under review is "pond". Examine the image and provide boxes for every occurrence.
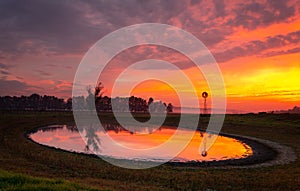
[29,124,252,163]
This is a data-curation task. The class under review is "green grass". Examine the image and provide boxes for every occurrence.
[0,169,99,191]
[0,111,299,190]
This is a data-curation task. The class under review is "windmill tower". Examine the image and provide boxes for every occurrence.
[202,92,208,114]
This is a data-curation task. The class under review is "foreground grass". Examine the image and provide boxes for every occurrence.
[0,169,98,191]
[0,111,299,190]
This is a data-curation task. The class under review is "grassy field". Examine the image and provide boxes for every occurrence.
[0,111,299,190]
[0,169,99,191]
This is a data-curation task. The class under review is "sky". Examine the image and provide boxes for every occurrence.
[0,0,299,113]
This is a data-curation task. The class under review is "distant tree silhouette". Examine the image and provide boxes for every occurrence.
[148,97,154,105]
[0,94,66,111]
[66,98,72,110]
[0,82,173,113]
[86,86,95,111]
[167,103,173,113]
[95,82,104,98]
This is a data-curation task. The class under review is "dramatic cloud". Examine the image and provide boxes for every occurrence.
[1,0,298,58]
[0,0,299,112]
[0,63,11,69]
[227,1,295,30]
[0,78,40,95]
[0,62,13,78]
[263,47,300,57]
[0,70,10,75]
[36,70,51,77]
[214,30,300,62]
[0,0,109,57]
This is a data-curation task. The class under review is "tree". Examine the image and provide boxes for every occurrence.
[95,82,104,111]
[148,97,153,105]
[148,97,154,112]
[66,97,72,110]
[86,82,105,111]
[167,103,173,113]
[86,86,95,111]
[95,82,104,98]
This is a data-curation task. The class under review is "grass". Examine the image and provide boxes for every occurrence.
[0,169,98,191]
[0,111,299,190]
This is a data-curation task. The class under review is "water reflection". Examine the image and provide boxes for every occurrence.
[30,124,252,162]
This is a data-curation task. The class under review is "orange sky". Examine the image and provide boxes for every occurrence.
[113,16,300,113]
[0,0,299,113]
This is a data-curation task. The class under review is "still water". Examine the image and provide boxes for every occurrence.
[29,124,252,162]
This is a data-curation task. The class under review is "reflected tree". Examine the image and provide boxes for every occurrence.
[77,82,105,153]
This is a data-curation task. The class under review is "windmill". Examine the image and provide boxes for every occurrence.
[202,92,208,114]
[201,91,209,157]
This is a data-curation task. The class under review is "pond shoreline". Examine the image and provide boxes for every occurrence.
[25,124,296,168]
[168,131,296,168]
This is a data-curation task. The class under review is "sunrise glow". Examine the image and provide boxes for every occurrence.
[0,1,299,113]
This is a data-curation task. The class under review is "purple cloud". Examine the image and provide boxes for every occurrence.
[214,30,300,62]
[0,0,298,58]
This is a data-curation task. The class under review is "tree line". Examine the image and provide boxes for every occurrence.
[0,93,173,113]
[0,94,70,111]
